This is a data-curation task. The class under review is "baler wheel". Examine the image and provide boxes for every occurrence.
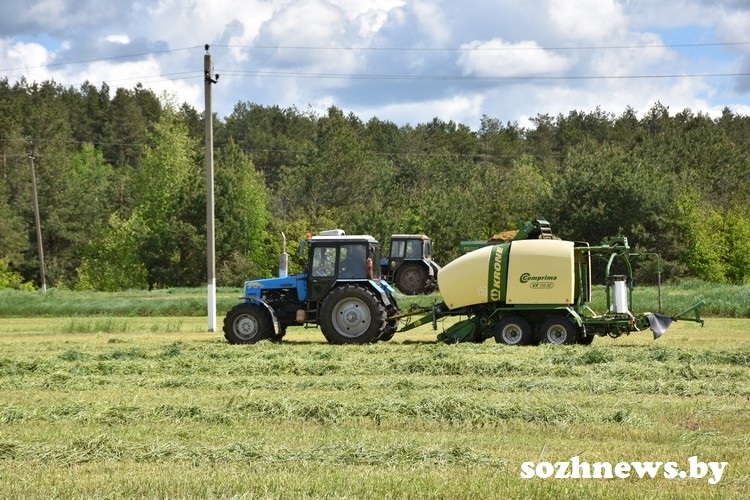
[320,285,386,344]
[494,315,534,345]
[223,302,273,344]
[540,316,578,345]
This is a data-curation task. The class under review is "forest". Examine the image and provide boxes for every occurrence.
[1,77,749,291]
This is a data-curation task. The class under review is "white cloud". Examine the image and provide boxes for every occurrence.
[4,41,52,82]
[354,94,486,126]
[410,0,450,44]
[547,0,626,41]
[457,39,573,77]
[105,34,130,44]
[2,0,750,129]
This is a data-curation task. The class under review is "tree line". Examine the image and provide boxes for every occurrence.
[1,77,749,290]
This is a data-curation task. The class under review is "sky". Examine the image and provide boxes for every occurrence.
[2,0,750,129]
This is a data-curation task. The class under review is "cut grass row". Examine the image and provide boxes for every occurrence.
[0,316,748,497]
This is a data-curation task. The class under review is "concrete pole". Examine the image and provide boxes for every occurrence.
[28,140,47,291]
[204,47,217,331]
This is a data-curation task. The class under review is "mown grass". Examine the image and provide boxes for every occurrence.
[0,313,747,498]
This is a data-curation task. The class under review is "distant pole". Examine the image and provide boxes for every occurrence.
[204,45,219,331]
[28,140,47,291]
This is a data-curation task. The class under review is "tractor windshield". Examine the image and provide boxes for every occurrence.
[405,239,422,259]
[339,244,367,279]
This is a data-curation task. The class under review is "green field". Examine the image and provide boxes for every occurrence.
[1,289,748,499]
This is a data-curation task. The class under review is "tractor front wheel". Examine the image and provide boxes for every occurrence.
[223,302,274,344]
[320,285,386,344]
[394,263,427,295]
[540,316,578,345]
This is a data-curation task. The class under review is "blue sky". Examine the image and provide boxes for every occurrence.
[2,0,749,129]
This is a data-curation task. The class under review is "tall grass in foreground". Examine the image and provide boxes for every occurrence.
[0,317,747,498]
[0,280,744,318]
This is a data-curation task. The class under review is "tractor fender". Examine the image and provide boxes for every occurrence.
[245,297,281,336]
[368,279,399,311]
[427,260,441,277]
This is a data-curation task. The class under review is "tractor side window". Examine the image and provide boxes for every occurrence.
[391,240,405,258]
[339,244,366,278]
[368,245,381,279]
[312,246,336,277]
[405,240,421,259]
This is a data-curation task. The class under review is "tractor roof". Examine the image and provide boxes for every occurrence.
[309,235,378,244]
[390,234,430,240]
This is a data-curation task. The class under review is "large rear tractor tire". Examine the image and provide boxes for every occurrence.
[577,333,595,345]
[320,285,387,344]
[223,302,274,344]
[394,263,427,295]
[378,320,399,342]
[540,316,579,345]
[494,315,535,345]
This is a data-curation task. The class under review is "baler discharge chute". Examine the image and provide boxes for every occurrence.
[645,299,705,339]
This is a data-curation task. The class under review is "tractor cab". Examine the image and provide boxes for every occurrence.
[305,233,382,302]
[381,234,440,295]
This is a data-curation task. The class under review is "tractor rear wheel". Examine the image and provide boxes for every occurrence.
[320,285,386,344]
[378,320,398,342]
[577,333,595,345]
[223,302,273,344]
[540,316,578,345]
[494,315,534,345]
[394,263,427,295]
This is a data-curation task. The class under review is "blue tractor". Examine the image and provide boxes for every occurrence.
[223,230,400,344]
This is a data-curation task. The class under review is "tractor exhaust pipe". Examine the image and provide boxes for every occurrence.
[279,232,288,278]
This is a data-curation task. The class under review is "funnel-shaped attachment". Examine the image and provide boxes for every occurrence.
[646,313,673,339]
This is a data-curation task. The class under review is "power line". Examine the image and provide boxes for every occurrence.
[0,46,202,74]
[217,41,750,52]
[0,40,746,92]
[3,40,749,76]
[218,69,750,82]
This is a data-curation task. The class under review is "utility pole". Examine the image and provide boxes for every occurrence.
[28,140,47,291]
[204,45,219,331]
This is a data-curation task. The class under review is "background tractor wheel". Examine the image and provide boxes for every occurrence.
[223,303,273,344]
[540,316,579,345]
[394,263,427,295]
[494,315,535,345]
[320,285,386,344]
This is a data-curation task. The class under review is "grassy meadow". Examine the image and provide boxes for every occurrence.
[0,286,748,498]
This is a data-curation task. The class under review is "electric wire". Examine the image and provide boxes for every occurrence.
[2,41,750,84]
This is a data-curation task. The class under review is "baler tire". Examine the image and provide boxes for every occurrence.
[540,316,578,345]
[223,302,273,344]
[394,263,427,295]
[320,285,386,344]
[494,315,534,345]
